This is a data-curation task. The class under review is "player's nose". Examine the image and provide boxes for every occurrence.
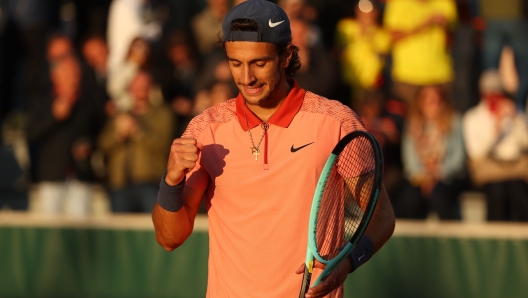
[240,66,256,86]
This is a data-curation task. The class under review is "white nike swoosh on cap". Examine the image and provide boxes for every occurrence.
[269,19,285,27]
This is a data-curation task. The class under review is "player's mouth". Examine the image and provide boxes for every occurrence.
[243,85,264,95]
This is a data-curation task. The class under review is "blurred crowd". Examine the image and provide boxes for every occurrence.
[0,0,527,221]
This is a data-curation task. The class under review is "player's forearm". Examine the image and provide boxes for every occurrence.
[152,177,203,251]
[152,202,194,251]
[364,185,395,253]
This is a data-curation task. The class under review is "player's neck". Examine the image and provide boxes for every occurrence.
[247,105,279,122]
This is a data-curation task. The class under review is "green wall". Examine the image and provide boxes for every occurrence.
[1,226,527,298]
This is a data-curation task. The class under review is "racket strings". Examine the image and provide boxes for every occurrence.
[314,135,376,261]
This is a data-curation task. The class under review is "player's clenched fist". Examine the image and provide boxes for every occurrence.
[165,138,203,186]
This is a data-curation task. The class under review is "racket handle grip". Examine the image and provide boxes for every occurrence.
[299,266,311,298]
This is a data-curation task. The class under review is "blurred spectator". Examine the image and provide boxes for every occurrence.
[192,52,236,116]
[26,35,101,216]
[82,35,109,83]
[106,0,161,75]
[109,36,151,107]
[209,82,234,106]
[278,0,322,45]
[192,47,237,114]
[478,0,528,112]
[384,0,457,105]
[47,33,75,61]
[463,70,528,221]
[98,71,174,213]
[193,81,235,116]
[279,0,306,19]
[0,111,30,210]
[334,1,391,103]
[398,86,465,220]
[357,90,403,198]
[81,34,110,126]
[451,0,480,113]
[290,18,337,98]
[107,36,163,113]
[81,34,111,180]
[158,30,198,137]
[191,0,229,56]
[193,48,235,93]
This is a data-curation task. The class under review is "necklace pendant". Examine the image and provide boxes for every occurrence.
[251,147,260,160]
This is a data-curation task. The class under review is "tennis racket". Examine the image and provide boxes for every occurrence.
[299,130,383,297]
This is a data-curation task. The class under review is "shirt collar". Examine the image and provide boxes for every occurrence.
[236,79,306,131]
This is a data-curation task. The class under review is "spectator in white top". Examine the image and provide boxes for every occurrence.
[463,70,528,221]
[106,0,161,75]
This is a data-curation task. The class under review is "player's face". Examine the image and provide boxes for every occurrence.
[225,41,289,108]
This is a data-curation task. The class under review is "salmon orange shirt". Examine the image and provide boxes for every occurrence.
[182,80,365,297]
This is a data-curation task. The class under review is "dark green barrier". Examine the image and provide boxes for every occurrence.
[1,218,528,298]
[348,237,528,298]
[0,227,208,298]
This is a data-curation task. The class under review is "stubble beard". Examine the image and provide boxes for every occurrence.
[243,69,283,110]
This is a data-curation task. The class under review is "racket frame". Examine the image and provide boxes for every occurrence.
[301,131,383,293]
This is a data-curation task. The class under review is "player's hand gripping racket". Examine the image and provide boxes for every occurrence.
[299,130,383,297]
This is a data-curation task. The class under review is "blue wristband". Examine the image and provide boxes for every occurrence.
[157,172,186,212]
[348,235,375,273]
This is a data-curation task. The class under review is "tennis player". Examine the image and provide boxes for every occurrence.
[152,0,395,297]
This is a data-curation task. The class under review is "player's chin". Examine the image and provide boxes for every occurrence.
[243,92,269,106]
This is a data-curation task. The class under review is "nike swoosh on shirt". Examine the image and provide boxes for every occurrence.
[269,19,285,27]
[291,142,314,153]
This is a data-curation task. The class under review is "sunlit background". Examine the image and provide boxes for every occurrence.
[1,0,528,297]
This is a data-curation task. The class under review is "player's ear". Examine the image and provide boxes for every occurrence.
[280,43,294,69]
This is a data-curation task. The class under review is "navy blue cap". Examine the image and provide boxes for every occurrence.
[222,0,291,44]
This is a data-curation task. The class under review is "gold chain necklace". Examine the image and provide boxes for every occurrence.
[242,104,270,160]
